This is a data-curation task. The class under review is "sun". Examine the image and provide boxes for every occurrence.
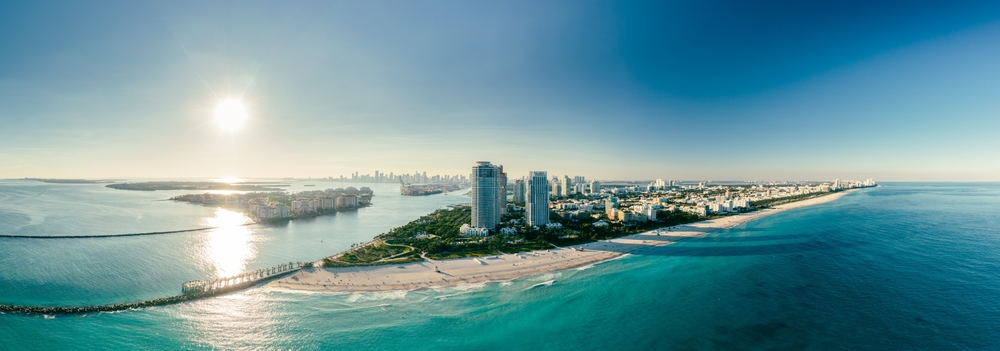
[213,98,248,132]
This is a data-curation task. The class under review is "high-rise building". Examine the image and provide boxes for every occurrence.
[471,161,501,230]
[561,176,572,197]
[512,178,526,205]
[526,171,550,227]
[590,180,601,194]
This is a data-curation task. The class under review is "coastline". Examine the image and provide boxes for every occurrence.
[264,189,857,294]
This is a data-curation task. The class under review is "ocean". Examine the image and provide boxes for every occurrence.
[1,181,999,350]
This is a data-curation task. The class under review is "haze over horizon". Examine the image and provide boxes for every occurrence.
[3,1,1000,181]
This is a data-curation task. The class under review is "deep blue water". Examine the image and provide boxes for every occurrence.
[2,182,1000,350]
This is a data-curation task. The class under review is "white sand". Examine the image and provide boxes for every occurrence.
[264,190,854,294]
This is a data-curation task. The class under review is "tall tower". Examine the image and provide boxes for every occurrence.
[561,176,572,197]
[590,180,601,194]
[471,161,501,230]
[526,171,550,227]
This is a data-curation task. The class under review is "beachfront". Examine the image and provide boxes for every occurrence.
[264,190,854,294]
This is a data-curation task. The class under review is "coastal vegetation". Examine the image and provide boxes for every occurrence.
[322,242,422,267]
[751,191,837,208]
[368,206,687,260]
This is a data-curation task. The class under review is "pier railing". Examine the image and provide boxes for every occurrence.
[182,261,307,295]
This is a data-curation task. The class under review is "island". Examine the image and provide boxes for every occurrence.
[20,178,121,184]
[107,181,287,192]
[170,187,373,222]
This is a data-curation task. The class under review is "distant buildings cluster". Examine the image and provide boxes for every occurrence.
[460,159,876,236]
[328,171,468,185]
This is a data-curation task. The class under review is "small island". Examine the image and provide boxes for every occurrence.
[20,178,120,184]
[107,181,287,192]
[170,187,374,222]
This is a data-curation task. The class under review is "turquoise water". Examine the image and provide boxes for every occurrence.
[2,182,1000,349]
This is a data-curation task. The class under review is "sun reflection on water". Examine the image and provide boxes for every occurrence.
[201,208,257,278]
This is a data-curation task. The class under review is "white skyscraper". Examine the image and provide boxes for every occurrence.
[471,161,501,230]
[526,171,550,227]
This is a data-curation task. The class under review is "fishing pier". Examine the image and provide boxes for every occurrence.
[182,261,306,295]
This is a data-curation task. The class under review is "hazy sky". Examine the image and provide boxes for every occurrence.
[2,1,1000,181]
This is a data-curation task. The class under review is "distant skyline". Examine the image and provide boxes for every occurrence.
[2,1,1000,181]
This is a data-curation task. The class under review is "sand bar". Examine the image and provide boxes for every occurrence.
[264,190,855,294]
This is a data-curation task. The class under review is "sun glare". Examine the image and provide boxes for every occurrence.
[212,177,245,184]
[214,99,248,132]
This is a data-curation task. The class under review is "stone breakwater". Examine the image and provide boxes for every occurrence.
[0,267,303,315]
[0,294,203,315]
[0,224,257,239]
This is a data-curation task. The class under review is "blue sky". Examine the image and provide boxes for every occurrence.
[1,1,999,181]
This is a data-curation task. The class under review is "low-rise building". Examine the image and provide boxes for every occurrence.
[460,224,490,237]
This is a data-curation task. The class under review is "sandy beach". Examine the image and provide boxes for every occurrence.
[264,190,854,294]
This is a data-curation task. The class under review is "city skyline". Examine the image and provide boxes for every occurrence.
[3,1,1000,181]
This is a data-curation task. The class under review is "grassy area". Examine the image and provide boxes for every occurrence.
[323,243,416,267]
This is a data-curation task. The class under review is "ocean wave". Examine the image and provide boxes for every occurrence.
[527,280,555,289]
[345,290,409,303]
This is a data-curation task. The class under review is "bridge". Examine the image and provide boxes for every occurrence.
[182,261,306,295]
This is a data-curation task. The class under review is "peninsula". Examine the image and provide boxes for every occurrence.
[266,187,865,294]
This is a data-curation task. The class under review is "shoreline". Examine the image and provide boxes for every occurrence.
[264,189,857,294]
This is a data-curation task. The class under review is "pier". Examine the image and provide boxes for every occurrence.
[182,261,306,295]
